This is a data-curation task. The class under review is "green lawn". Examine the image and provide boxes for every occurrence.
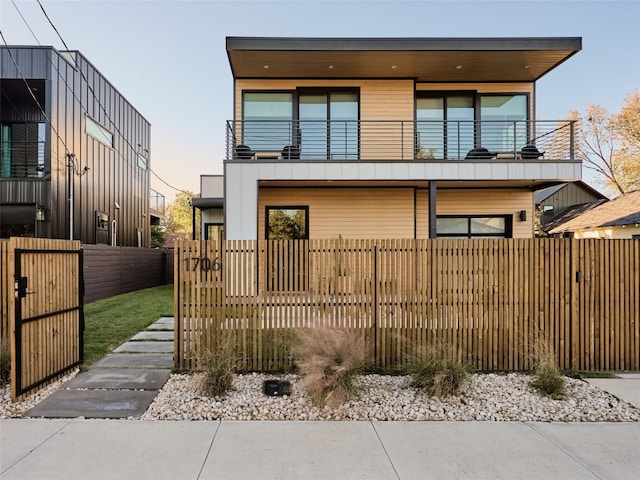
[82,284,173,367]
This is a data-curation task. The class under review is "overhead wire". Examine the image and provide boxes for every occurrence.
[8,0,71,174]
[35,0,184,193]
[0,29,70,158]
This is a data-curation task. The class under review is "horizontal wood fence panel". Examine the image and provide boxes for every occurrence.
[82,245,173,303]
[175,238,640,372]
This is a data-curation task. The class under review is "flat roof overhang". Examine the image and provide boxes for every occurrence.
[192,197,224,209]
[226,37,582,82]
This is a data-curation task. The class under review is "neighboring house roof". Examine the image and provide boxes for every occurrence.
[534,184,565,204]
[534,181,608,205]
[542,200,607,233]
[226,37,581,82]
[549,190,640,234]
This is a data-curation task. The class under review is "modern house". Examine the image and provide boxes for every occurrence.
[223,37,583,241]
[193,174,224,242]
[1,46,157,246]
[535,181,608,236]
[549,190,640,239]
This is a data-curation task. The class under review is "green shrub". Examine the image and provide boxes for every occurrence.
[296,327,366,408]
[530,335,565,399]
[408,342,472,398]
[189,327,239,397]
[0,337,10,384]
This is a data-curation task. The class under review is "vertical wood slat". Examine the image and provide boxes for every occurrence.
[169,238,640,372]
[5,237,82,401]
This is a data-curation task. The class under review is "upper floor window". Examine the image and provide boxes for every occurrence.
[137,153,147,170]
[416,93,528,159]
[86,116,113,147]
[480,95,527,153]
[242,90,359,160]
[0,122,45,178]
[243,92,293,151]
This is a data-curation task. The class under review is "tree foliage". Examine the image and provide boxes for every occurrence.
[267,209,306,239]
[166,190,200,235]
[150,225,166,248]
[569,90,640,195]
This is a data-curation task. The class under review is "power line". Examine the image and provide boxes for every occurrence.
[0,29,70,157]
[11,0,40,44]
[150,168,185,193]
[35,0,184,194]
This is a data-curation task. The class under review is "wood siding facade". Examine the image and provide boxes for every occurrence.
[259,187,534,239]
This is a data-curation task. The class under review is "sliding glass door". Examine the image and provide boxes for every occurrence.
[298,91,358,160]
[416,94,474,159]
[416,93,528,159]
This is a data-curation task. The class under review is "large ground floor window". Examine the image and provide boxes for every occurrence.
[266,206,309,240]
[436,215,512,238]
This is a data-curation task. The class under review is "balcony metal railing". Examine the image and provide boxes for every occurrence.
[150,189,166,214]
[225,120,576,162]
[0,141,45,178]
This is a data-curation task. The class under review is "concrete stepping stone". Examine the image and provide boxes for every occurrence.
[92,353,173,369]
[114,341,174,353]
[65,368,170,390]
[147,317,175,330]
[131,331,174,341]
[25,390,159,419]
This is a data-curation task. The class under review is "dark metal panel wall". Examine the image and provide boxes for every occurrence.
[44,49,151,246]
[2,47,151,247]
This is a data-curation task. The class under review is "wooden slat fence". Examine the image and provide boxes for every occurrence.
[175,238,640,372]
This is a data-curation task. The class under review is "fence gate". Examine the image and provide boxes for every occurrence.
[8,237,84,401]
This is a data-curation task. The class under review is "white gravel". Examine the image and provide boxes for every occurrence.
[0,369,79,419]
[139,372,639,422]
[2,371,638,422]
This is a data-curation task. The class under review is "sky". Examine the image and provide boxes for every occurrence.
[1,0,639,202]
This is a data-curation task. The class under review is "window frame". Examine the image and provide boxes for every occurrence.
[85,115,114,148]
[415,91,531,156]
[265,205,309,240]
[436,214,513,239]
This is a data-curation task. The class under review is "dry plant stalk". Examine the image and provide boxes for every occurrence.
[296,327,365,408]
[189,326,238,397]
[0,337,10,384]
[529,329,565,399]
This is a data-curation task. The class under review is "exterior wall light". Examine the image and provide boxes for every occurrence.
[35,206,45,221]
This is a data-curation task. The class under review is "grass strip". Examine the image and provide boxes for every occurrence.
[83,284,173,367]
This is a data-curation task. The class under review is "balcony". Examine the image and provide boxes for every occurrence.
[149,189,166,225]
[225,120,576,163]
[0,141,45,178]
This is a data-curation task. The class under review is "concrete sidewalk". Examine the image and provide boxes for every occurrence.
[1,420,639,479]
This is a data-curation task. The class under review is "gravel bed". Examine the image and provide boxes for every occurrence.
[139,372,639,422]
[2,371,638,422]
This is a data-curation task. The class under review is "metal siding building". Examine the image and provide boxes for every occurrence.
[1,46,151,246]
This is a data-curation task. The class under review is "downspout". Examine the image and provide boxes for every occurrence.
[428,181,437,239]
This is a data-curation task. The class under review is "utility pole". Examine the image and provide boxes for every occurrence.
[66,153,89,241]
[67,153,75,240]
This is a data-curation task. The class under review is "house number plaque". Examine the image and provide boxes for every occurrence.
[183,257,222,272]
